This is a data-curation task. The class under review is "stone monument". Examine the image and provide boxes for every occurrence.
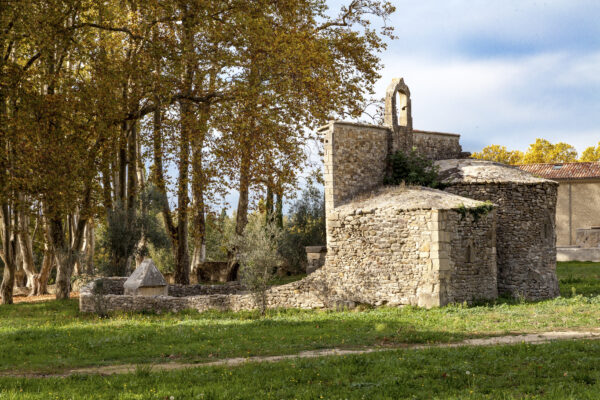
[124,258,168,296]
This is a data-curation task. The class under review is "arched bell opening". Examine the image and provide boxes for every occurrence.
[395,91,409,127]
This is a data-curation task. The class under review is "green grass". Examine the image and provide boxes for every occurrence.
[1,339,599,399]
[0,262,598,374]
[557,261,600,297]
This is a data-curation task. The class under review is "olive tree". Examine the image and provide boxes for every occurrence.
[230,216,282,315]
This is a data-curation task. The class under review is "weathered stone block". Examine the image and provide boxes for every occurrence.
[124,258,168,296]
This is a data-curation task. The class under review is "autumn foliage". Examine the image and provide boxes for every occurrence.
[472,139,600,165]
[0,0,396,303]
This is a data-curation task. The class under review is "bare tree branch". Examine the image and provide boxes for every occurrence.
[22,52,41,71]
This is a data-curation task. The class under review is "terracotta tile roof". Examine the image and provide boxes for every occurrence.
[517,162,600,180]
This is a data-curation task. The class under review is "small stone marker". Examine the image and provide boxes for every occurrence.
[124,258,168,296]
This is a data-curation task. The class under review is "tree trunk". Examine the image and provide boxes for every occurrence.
[0,204,17,304]
[236,152,251,236]
[171,10,196,285]
[14,241,25,287]
[78,220,95,275]
[265,182,274,224]
[0,257,15,304]
[49,217,71,300]
[134,125,147,267]
[17,204,36,292]
[118,135,127,206]
[54,250,72,300]
[127,121,139,211]
[174,99,191,285]
[275,186,283,229]
[101,165,113,214]
[190,209,206,282]
[227,153,251,281]
[48,186,90,300]
[0,85,15,303]
[33,220,54,295]
[190,98,211,277]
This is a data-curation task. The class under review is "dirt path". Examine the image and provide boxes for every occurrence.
[4,330,599,378]
[12,293,79,304]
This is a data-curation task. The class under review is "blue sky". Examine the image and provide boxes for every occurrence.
[372,0,600,153]
[221,0,600,211]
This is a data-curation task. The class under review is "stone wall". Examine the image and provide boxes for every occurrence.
[444,182,559,300]
[92,277,127,295]
[321,121,390,210]
[557,247,600,262]
[79,275,327,314]
[323,187,497,307]
[412,130,462,161]
[446,210,498,303]
[324,208,436,306]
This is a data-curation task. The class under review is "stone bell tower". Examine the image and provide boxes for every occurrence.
[384,78,413,154]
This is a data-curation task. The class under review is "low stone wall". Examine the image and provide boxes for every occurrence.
[79,275,327,314]
[91,277,127,295]
[413,130,462,161]
[167,282,243,297]
[557,247,600,262]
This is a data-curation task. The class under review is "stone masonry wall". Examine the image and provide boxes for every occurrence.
[322,121,390,211]
[323,208,436,306]
[80,275,328,314]
[322,205,496,307]
[445,210,498,303]
[445,182,559,299]
[412,130,462,161]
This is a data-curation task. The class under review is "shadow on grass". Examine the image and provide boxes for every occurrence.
[0,261,598,374]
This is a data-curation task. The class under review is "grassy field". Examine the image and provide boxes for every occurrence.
[0,339,599,399]
[556,261,600,297]
[0,261,598,375]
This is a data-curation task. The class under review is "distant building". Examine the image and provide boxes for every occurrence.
[518,162,600,246]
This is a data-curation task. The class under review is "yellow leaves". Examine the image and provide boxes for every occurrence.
[579,142,600,162]
[522,139,578,164]
[471,145,523,165]
[474,139,586,165]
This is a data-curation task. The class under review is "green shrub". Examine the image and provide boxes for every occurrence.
[230,216,283,315]
[384,149,445,189]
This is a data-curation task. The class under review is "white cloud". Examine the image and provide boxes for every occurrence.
[375,51,600,153]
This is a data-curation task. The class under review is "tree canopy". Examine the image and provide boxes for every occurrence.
[0,0,395,303]
[472,139,599,165]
